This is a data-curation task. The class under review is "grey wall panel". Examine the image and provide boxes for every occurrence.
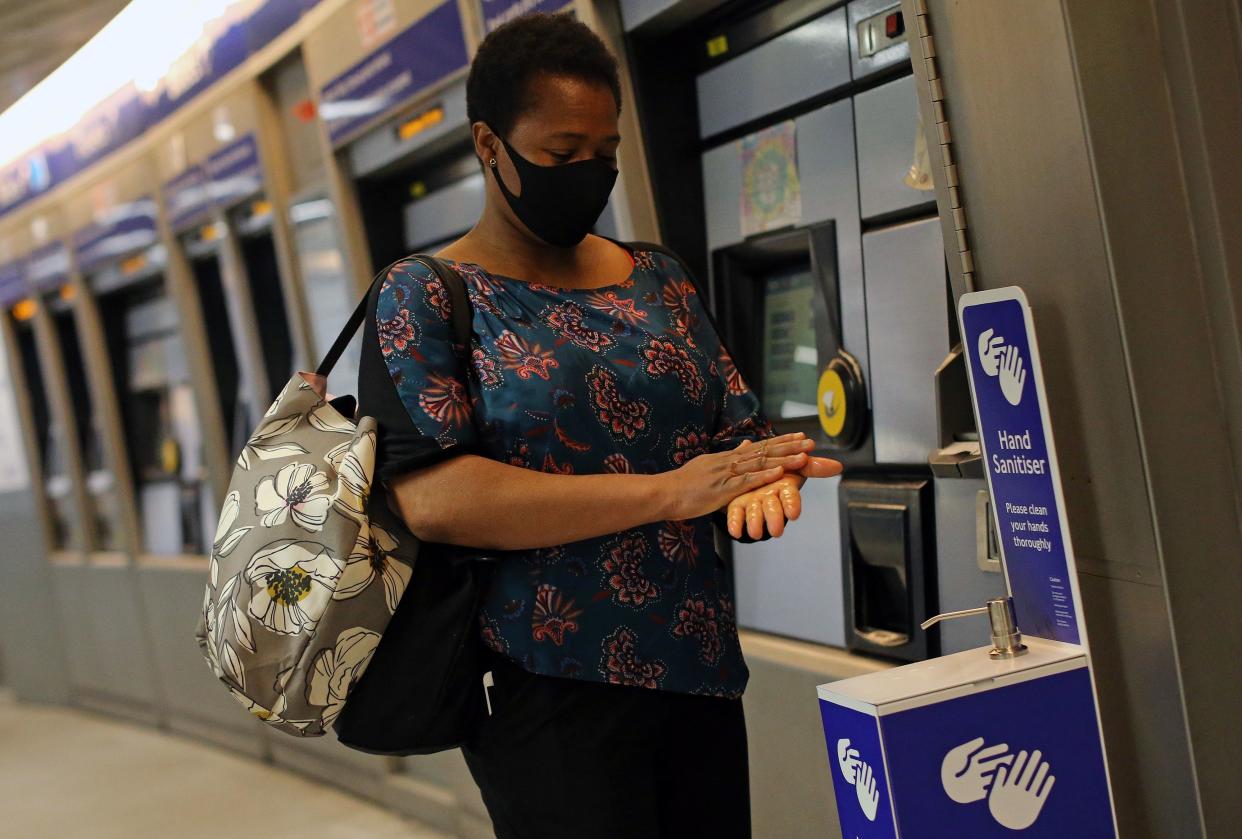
[701,142,744,252]
[854,74,930,218]
[87,565,159,707]
[136,564,260,736]
[862,217,947,465]
[740,633,892,839]
[404,173,485,252]
[1077,573,1201,838]
[696,9,850,139]
[49,563,103,695]
[797,100,870,386]
[933,478,1006,654]
[733,476,845,647]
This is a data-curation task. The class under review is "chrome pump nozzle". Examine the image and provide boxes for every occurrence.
[921,596,1028,659]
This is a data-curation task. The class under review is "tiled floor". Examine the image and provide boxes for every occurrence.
[0,691,452,839]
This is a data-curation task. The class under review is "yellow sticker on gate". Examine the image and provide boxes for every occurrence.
[818,367,847,438]
[160,437,181,474]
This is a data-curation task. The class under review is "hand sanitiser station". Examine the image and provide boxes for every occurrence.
[817,287,1118,837]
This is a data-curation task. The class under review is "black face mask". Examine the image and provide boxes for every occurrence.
[489,136,618,248]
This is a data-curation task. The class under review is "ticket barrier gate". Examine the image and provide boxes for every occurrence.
[712,220,939,662]
[93,256,216,556]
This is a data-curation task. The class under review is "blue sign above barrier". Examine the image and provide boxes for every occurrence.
[318,0,469,147]
[205,134,263,208]
[477,0,573,33]
[24,242,71,294]
[958,288,1084,645]
[164,165,213,233]
[0,261,26,307]
[161,133,263,234]
[73,198,160,276]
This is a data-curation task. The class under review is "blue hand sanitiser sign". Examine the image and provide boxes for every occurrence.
[818,287,1117,838]
[958,288,1084,645]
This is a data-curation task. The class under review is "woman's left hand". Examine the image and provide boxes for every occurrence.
[724,454,843,540]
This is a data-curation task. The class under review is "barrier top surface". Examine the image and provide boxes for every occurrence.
[816,638,1084,715]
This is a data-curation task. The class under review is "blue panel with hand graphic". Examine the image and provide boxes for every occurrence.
[820,700,898,838]
[881,664,1114,838]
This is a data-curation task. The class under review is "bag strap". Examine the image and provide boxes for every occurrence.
[316,254,472,377]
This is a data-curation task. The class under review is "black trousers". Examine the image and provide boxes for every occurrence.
[462,651,752,839]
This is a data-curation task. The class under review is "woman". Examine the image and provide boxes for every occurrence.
[358,13,841,838]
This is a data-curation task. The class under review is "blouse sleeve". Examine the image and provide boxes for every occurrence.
[362,258,478,487]
[708,342,776,454]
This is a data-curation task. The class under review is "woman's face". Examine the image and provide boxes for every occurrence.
[492,72,620,177]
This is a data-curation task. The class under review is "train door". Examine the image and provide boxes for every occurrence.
[626,0,995,659]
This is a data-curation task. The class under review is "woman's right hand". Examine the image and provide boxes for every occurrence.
[662,432,815,521]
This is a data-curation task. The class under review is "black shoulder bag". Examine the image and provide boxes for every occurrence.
[331,254,495,755]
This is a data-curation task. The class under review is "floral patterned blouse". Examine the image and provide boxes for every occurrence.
[366,245,775,698]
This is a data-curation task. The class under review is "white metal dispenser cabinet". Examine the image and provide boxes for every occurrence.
[817,288,1118,837]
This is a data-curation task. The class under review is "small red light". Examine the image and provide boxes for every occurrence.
[293,98,317,123]
[886,11,904,39]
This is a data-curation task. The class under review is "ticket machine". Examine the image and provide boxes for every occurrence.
[265,51,362,398]
[25,233,133,555]
[625,0,973,661]
[75,190,217,557]
[5,288,82,552]
[160,82,307,455]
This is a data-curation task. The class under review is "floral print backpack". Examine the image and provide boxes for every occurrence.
[193,256,471,738]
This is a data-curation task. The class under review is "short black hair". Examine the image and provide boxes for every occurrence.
[466,12,622,140]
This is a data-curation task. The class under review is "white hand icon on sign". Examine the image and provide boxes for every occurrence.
[978,328,1006,377]
[836,738,860,784]
[941,737,1015,804]
[988,749,1055,830]
[855,761,880,822]
[998,344,1027,406]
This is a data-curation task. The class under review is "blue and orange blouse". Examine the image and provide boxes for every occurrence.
[366,245,775,698]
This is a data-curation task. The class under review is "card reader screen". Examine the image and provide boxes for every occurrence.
[761,267,819,419]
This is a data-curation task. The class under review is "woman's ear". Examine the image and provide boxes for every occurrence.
[472,121,499,168]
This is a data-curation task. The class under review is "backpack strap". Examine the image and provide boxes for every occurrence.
[316,254,472,377]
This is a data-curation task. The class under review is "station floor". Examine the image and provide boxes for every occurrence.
[0,688,453,839]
